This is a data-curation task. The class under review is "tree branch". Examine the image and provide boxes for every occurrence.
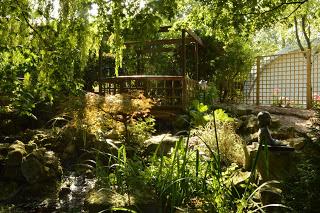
[281,3,304,20]
[294,16,305,52]
[236,0,309,16]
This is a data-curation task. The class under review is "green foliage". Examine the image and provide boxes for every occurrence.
[282,153,320,212]
[189,101,234,127]
[214,109,234,123]
[189,100,212,126]
[127,116,156,144]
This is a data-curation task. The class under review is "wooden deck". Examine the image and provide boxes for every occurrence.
[98,75,198,110]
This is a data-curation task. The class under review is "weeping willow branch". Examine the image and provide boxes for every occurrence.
[15,0,52,49]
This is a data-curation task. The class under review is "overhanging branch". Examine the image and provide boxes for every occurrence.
[236,0,309,16]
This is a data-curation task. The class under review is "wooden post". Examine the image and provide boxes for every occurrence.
[98,48,102,95]
[195,43,199,81]
[182,29,186,76]
[256,57,261,106]
[306,49,312,109]
[181,29,187,107]
[182,78,187,108]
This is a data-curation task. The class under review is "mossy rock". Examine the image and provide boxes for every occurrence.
[85,188,158,213]
[6,140,26,166]
[84,190,127,213]
[143,134,179,156]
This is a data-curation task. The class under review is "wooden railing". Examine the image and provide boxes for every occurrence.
[99,75,198,109]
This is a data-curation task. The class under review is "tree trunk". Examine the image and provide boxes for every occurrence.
[301,15,311,50]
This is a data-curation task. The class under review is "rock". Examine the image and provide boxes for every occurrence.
[84,188,157,213]
[270,116,281,129]
[287,137,305,150]
[244,143,298,181]
[144,134,179,156]
[248,132,259,143]
[42,151,63,179]
[84,190,121,212]
[234,105,253,116]
[6,140,26,166]
[31,147,47,159]
[272,126,296,140]
[241,115,258,134]
[22,148,62,182]
[0,181,20,201]
[2,165,25,181]
[21,155,44,184]
[25,141,37,153]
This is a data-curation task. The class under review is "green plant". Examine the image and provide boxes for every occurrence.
[195,110,243,167]
[189,100,213,126]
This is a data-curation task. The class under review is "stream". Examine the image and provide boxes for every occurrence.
[0,172,96,213]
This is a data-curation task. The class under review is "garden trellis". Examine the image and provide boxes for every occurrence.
[243,49,320,109]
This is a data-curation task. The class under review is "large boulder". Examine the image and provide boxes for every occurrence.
[244,143,297,181]
[21,148,62,183]
[144,134,179,156]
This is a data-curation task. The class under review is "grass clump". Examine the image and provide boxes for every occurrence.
[194,109,245,167]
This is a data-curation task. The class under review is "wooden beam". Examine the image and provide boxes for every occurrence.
[158,26,172,32]
[185,29,204,47]
[140,47,176,54]
[104,75,184,81]
[125,37,194,47]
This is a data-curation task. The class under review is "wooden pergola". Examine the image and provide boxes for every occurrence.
[97,27,205,110]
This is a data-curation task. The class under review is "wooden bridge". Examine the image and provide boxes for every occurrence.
[96,27,204,113]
